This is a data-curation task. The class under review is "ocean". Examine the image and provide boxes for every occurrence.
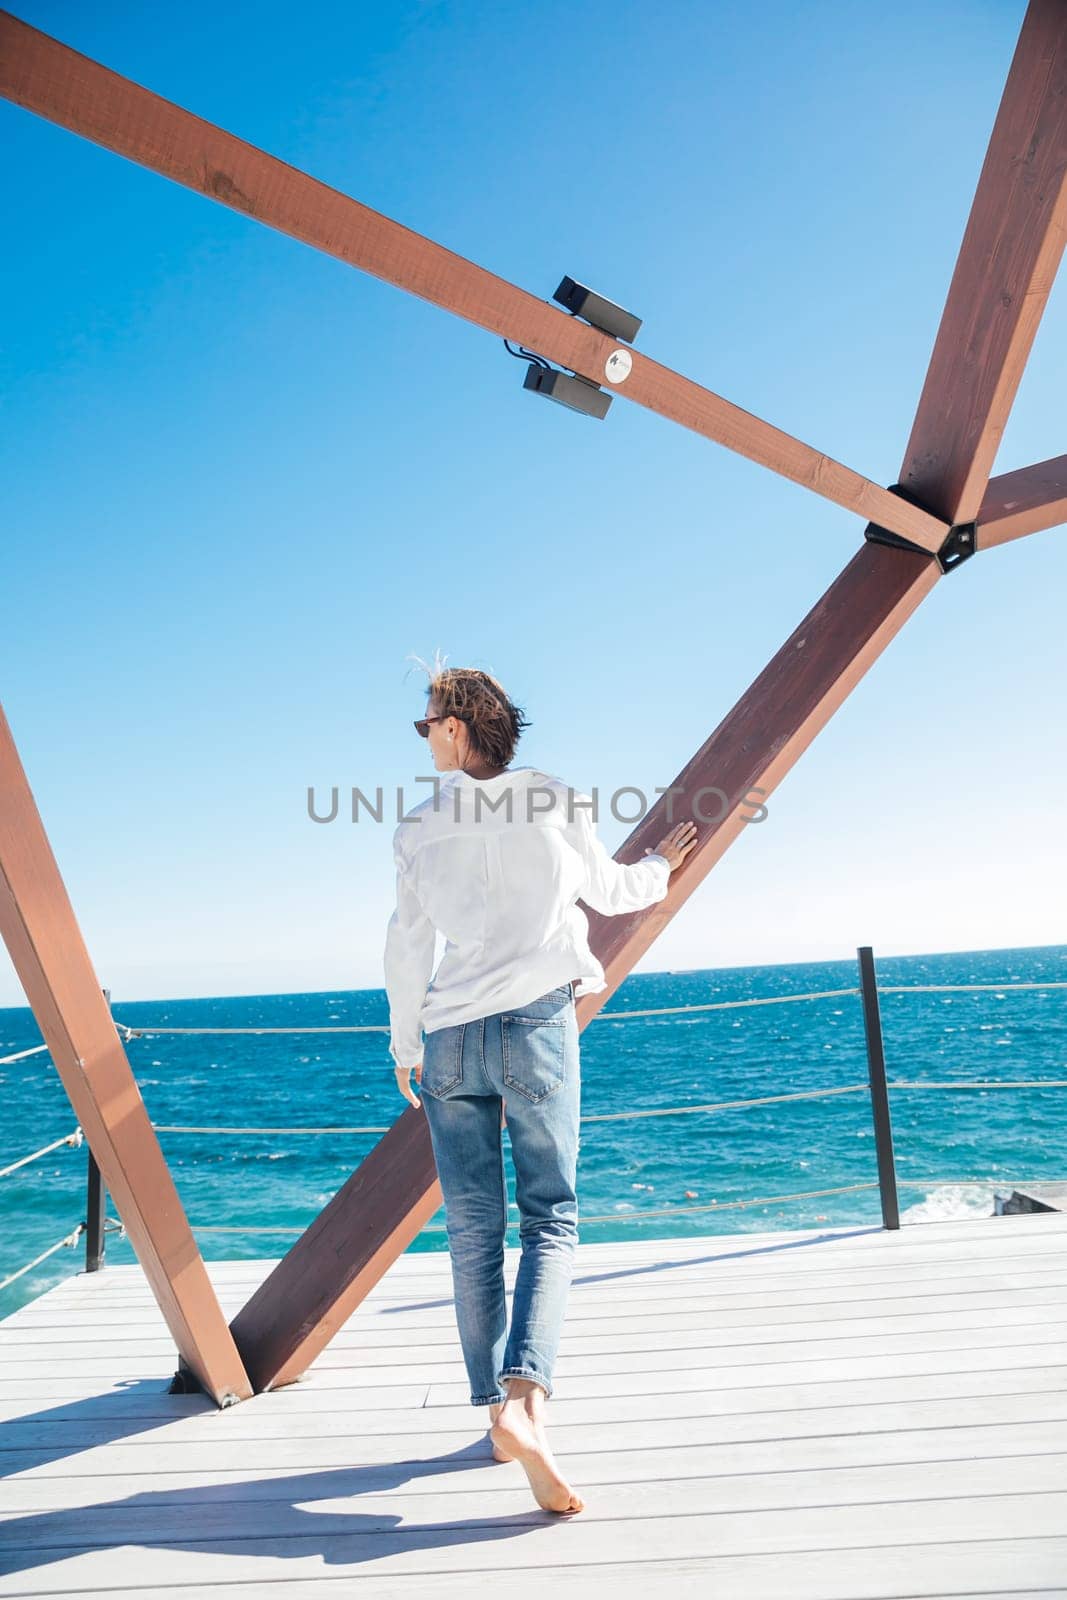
[2,942,1065,1319]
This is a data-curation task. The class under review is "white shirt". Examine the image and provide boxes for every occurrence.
[383,765,671,1070]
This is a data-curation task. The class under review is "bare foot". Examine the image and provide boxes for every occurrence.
[487,1401,513,1461]
[489,1402,584,1514]
[486,1399,548,1462]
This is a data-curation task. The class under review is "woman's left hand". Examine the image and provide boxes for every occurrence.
[395,1062,423,1107]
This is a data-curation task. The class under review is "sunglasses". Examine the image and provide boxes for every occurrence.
[414,715,448,738]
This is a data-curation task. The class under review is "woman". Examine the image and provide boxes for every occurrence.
[384,665,697,1515]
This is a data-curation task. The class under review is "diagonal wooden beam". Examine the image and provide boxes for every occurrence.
[4,0,1053,1398]
[572,542,941,1008]
[229,1108,443,1391]
[0,703,253,1406]
[978,453,1067,548]
[900,0,1067,528]
[227,537,940,1391]
[0,8,946,555]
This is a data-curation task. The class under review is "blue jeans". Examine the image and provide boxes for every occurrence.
[419,980,580,1406]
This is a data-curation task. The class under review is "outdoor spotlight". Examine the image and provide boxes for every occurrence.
[522,363,613,420]
[553,276,642,344]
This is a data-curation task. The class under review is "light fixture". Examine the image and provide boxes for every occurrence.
[503,274,642,421]
[553,276,642,344]
[522,363,613,420]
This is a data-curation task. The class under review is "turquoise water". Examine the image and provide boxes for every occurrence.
[2,942,1065,1318]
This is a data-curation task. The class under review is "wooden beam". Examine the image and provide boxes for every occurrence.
[5,0,1056,1397]
[229,1106,442,1391]
[900,0,1067,526]
[0,702,253,1406]
[978,453,1067,548]
[227,537,939,1391]
[575,541,941,1006]
[0,9,946,555]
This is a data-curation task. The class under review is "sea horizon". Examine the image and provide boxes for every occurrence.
[3,939,1065,1318]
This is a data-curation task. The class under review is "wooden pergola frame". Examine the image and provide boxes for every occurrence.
[1,2,1064,1405]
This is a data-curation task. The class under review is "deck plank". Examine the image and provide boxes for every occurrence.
[0,1492,1065,1590]
[9,1272,1067,1337]
[2,1456,1067,1545]
[4,1323,1067,1388]
[2,1414,1066,1501]
[1,1213,1065,1596]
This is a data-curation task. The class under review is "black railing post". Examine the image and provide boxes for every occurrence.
[84,984,112,1272]
[85,1147,106,1271]
[857,945,900,1230]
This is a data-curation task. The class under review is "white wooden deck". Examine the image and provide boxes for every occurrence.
[1,1210,1066,1598]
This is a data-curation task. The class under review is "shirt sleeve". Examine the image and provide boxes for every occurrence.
[383,833,437,1071]
[564,794,672,916]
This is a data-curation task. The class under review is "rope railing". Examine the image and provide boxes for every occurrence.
[887,1079,1067,1091]
[184,1174,1039,1235]
[0,1170,1028,1281]
[3,954,1062,1297]
[9,1080,1055,1176]
[0,1223,85,1293]
[0,1127,83,1179]
[0,1214,125,1295]
[0,1042,51,1065]
[106,987,860,1039]
[0,1126,124,1295]
[190,1182,885,1232]
[93,976,1066,1041]
[146,1077,1067,1138]
[879,982,1067,994]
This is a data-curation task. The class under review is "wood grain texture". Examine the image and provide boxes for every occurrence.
[0,704,252,1406]
[900,0,1067,525]
[0,9,946,553]
[979,453,1067,547]
[228,1107,443,1392]
[3,0,1061,1427]
[575,539,940,1022]
[228,537,938,1390]
[1,1216,1065,1596]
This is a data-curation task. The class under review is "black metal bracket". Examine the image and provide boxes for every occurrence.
[863,483,978,574]
[167,1360,243,1407]
[168,1358,205,1395]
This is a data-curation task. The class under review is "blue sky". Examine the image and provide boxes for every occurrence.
[1,0,1063,1008]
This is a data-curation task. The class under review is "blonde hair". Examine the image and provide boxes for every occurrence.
[404,650,530,767]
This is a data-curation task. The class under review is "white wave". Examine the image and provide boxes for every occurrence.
[900,1183,997,1224]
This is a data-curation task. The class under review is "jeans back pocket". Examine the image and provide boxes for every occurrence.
[500,1012,568,1103]
[420,1023,465,1098]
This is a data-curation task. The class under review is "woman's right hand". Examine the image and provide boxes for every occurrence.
[648,819,699,870]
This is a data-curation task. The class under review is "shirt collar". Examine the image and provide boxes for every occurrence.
[449,765,539,786]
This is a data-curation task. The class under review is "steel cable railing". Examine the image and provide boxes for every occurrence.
[3,954,1064,1292]
[182,1175,1056,1235]
[0,1128,124,1291]
[95,978,1067,1044]
[0,1224,86,1293]
[0,1126,83,1179]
